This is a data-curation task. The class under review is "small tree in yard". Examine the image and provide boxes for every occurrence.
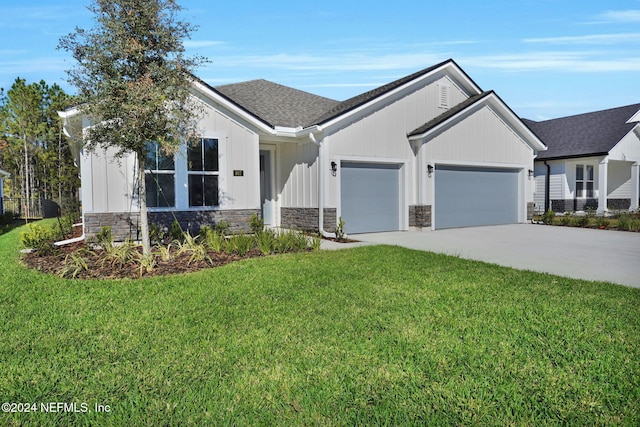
[59,0,206,255]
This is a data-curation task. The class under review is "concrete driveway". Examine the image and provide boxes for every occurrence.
[354,224,640,288]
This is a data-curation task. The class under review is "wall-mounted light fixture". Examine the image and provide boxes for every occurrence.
[427,164,434,177]
[528,169,534,178]
[330,161,338,176]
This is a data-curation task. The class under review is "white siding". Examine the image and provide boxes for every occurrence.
[86,147,136,213]
[279,142,319,208]
[608,160,632,198]
[421,106,534,211]
[83,96,262,215]
[323,76,465,208]
[548,161,567,200]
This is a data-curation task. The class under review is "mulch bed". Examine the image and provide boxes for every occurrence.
[22,242,265,280]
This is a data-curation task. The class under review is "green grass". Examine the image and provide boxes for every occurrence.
[1,223,639,426]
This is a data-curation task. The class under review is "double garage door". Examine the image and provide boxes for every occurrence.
[434,165,519,229]
[340,162,520,233]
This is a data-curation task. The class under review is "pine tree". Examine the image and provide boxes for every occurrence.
[58,0,206,254]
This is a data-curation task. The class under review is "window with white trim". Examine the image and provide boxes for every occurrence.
[576,164,594,198]
[145,142,175,207]
[188,138,219,207]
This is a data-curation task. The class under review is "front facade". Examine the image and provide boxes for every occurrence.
[525,104,640,214]
[60,59,545,240]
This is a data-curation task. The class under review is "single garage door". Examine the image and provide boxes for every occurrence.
[341,162,401,233]
[435,165,519,229]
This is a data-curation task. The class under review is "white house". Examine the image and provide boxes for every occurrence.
[59,59,546,240]
[525,103,640,214]
[0,168,8,215]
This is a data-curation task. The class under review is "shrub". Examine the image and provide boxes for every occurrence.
[200,226,226,252]
[595,216,610,229]
[335,217,346,241]
[101,239,138,268]
[255,228,276,255]
[573,214,590,228]
[214,220,230,235]
[226,234,255,256]
[20,223,57,255]
[541,209,555,225]
[149,223,167,246]
[249,213,264,235]
[60,249,93,279]
[560,212,573,226]
[170,220,184,242]
[94,226,113,247]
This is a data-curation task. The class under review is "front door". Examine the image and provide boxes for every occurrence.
[259,150,274,225]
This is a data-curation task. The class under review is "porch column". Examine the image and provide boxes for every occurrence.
[631,162,640,211]
[597,158,608,214]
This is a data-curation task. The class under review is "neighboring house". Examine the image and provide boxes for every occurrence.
[59,59,546,240]
[0,168,8,215]
[524,104,640,214]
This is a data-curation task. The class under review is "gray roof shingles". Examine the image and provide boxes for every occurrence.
[523,103,640,160]
[214,79,339,128]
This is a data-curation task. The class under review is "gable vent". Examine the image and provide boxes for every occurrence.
[438,83,450,109]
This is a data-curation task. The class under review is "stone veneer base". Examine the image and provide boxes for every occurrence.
[280,207,337,232]
[84,209,260,241]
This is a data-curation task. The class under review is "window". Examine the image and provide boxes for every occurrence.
[576,165,594,198]
[145,142,175,207]
[188,138,219,207]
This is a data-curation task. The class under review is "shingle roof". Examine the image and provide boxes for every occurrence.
[214,79,339,128]
[523,103,640,160]
[307,59,455,127]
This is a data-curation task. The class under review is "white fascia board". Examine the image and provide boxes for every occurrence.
[190,80,277,135]
[313,61,482,134]
[408,93,547,152]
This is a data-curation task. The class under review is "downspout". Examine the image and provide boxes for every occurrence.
[544,160,550,213]
[309,132,337,238]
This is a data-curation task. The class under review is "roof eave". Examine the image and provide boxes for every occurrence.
[535,152,610,162]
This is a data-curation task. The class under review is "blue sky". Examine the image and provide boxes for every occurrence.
[1,0,639,120]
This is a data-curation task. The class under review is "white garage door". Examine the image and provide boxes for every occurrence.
[435,165,519,229]
[341,162,401,234]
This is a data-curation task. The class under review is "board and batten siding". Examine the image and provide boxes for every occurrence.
[278,141,319,208]
[82,97,261,215]
[323,76,466,208]
[198,108,260,210]
[81,147,137,214]
[419,105,535,212]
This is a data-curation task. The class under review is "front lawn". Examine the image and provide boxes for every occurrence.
[1,224,639,425]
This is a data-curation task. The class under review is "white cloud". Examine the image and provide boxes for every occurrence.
[524,33,640,45]
[597,9,640,23]
[464,52,640,73]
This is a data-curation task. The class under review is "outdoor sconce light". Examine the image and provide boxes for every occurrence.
[427,164,434,177]
[528,169,534,178]
[330,161,338,176]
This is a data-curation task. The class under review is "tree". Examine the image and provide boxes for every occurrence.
[0,79,78,218]
[58,0,206,255]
